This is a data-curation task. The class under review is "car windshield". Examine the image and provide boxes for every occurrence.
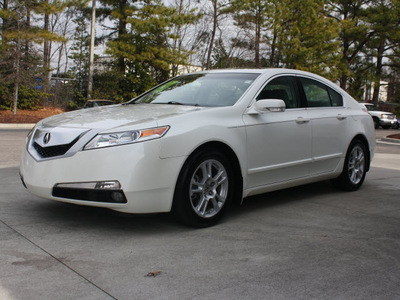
[134,73,260,107]
[365,104,378,111]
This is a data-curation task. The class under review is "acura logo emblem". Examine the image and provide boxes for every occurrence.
[43,132,51,144]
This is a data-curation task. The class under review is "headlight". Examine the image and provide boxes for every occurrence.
[84,126,170,150]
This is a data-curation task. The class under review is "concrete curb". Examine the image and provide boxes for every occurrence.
[381,137,400,144]
[0,123,35,129]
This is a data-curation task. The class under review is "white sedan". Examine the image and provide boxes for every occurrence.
[20,69,376,227]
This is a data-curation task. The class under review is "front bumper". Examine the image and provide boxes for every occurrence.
[20,140,186,213]
[379,119,397,127]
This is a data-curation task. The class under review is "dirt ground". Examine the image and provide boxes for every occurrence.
[0,108,64,123]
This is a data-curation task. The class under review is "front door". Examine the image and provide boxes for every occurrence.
[243,76,312,188]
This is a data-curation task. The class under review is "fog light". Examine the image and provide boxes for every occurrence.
[95,181,121,190]
[111,191,126,203]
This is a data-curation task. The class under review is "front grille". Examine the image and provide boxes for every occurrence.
[33,137,79,158]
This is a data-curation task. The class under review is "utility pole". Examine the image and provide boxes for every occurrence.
[87,0,96,99]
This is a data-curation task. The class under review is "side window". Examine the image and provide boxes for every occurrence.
[300,78,331,107]
[256,76,300,109]
[328,87,343,106]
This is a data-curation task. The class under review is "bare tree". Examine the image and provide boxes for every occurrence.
[204,0,231,70]
[169,0,200,75]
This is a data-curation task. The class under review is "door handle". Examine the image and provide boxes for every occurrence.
[337,114,347,120]
[296,117,310,124]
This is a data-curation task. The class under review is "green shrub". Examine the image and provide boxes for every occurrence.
[17,86,47,110]
[0,84,49,110]
[0,84,13,110]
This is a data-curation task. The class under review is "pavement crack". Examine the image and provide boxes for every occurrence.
[0,219,117,300]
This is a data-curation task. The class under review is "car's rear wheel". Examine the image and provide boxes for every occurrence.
[172,149,233,227]
[332,140,367,191]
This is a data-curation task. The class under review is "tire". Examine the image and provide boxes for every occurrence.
[373,118,379,129]
[172,149,234,227]
[382,125,390,129]
[332,140,367,191]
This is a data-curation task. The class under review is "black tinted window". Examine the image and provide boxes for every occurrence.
[300,77,343,107]
[328,88,343,106]
[300,78,331,107]
[257,76,300,109]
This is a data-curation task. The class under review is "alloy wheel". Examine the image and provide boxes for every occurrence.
[189,159,229,218]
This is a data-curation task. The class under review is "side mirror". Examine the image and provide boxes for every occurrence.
[248,99,286,114]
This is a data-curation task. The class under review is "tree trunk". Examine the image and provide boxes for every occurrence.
[13,19,21,115]
[87,0,96,99]
[372,42,385,105]
[269,22,277,67]
[13,81,20,115]
[116,0,128,74]
[254,6,261,68]
[43,0,50,94]
[25,5,30,58]
[206,0,217,70]
[340,73,348,90]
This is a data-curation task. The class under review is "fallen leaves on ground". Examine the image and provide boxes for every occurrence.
[0,108,65,123]
[144,271,162,277]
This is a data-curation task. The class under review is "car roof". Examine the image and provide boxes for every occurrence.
[186,68,326,75]
[86,99,114,102]
[185,68,339,85]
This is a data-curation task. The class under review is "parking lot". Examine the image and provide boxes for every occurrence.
[1,129,400,299]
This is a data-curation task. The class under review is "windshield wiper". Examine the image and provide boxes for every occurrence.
[167,101,184,105]
[152,101,200,106]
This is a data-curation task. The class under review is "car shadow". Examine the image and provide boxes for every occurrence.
[29,180,342,234]
[31,200,186,235]
[226,180,342,220]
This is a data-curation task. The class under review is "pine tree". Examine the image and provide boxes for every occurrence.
[365,0,400,103]
[329,0,373,89]
[67,6,91,104]
[99,0,197,100]
[277,0,340,80]
[230,0,272,67]
[0,0,62,113]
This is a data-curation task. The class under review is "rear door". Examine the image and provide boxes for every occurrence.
[297,77,349,175]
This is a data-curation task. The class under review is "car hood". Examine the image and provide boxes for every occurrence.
[40,104,203,130]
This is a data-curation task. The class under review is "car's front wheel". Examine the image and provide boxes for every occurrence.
[332,140,367,191]
[172,149,234,227]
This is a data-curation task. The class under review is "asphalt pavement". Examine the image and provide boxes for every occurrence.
[1,129,400,300]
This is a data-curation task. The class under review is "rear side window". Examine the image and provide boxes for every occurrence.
[328,88,343,106]
[257,76,300,109]
[300,77,343,107]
